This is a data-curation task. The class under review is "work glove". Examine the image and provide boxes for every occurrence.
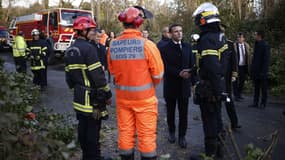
[92,105,109,120]
[100,105,109,120]
[92,108,101,120]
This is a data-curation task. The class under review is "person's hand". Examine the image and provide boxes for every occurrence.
[231,76,236,82]
[179,69,191,79]
[105,98,112,105]
[92,108,101,120]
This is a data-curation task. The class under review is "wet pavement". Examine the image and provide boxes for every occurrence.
[1,52,284,160]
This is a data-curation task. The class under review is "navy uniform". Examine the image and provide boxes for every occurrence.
[65,17,112,160]
[192,3,229,159]
[191,34,200,85]
[26,29,48,89]
[222,40,241,130]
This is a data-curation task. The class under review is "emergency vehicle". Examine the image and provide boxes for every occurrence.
[0,26,12,51]
[9,8,93,54]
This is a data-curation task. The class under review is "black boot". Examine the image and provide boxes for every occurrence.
[178,136,187,148]
[141,156,157,160]
[260,102,266,109]
[167,132,176,143]
[205,139,217,158]
[120,153,134,160]
[216,141,224,159]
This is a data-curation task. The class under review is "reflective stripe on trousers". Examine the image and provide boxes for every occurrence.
[115,83,153,91]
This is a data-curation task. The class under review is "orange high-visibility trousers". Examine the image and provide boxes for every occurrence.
[117,101,158,157]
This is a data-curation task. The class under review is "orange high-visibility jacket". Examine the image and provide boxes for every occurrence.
[99,33,108,46]
[107,29,164,106]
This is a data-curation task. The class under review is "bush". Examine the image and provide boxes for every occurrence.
[0,57,78,160]
[268,44,285,96]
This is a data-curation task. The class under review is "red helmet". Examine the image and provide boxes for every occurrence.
[73,16,96,30]
[118,7,144,28]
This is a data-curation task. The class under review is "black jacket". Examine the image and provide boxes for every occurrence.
[26,39,48,70]
[197,24,226,97]
[157,36,171,52]
[65,38,111,114]
[251,40,270,79]
[222,40,238,93]
[90,41,108,69]
[160,40,194,98]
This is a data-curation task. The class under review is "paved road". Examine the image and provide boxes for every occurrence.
[1,52,284,160]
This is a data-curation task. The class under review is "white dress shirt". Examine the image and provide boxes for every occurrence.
[238,43,246,66]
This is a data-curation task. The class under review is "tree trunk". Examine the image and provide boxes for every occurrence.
[96,0,101,27]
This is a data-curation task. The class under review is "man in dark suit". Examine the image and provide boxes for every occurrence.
[233,32,251,101]
[160,24,194,148]
[157,26,171,51]
[249,30,270,108]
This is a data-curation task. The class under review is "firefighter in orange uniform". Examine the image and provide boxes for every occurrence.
[107,7,164,160]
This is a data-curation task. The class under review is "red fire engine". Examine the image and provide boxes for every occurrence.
[9,8,93,54]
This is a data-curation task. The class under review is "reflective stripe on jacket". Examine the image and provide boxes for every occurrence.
[65,39,111,113]
[107,29,164,106]
[26,40,47,70]
[12,35,27,57]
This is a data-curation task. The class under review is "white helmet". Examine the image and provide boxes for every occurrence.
[31,29,40,36]
[192,2,220,26]
[191,34,200,42]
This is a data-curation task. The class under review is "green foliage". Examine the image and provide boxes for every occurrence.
[268,44,285,96]
[243,143,264,160]
[0,56,78,160]
[0,111,78,160]
[0,70,39,114]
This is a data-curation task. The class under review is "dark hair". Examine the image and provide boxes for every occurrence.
[169,23,182,32]
[238,32,245,38]
[108,31,116,38]
[93,28,102,33]
[256,30,265,39]
[123,23,136,29]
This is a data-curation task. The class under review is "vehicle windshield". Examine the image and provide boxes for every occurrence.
[0,30,8,38]
[60,11,92,26]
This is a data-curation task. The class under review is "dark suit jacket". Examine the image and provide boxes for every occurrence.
[157,36,171,51]
[160,40,194,98]
[90,41,107,69]
[233,41,251,74]
[251,40,270,79]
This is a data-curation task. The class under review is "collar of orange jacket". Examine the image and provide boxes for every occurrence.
[122,29,142,37]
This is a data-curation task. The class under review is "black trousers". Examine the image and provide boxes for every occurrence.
[224,96,238,127]
[253,78,268,104]
[165,97,189,137]
[233,65,247,97]
[31,69,45,88]
[224,77,239,127]
[199,101,223,157]
[77,113,102,160]
[43,59,48,86]
[14,57,27,73]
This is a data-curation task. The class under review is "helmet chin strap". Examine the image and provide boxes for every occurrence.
[77,29,91,40]
[85,28,92,40]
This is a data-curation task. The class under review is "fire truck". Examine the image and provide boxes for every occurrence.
[9,8,93,57]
